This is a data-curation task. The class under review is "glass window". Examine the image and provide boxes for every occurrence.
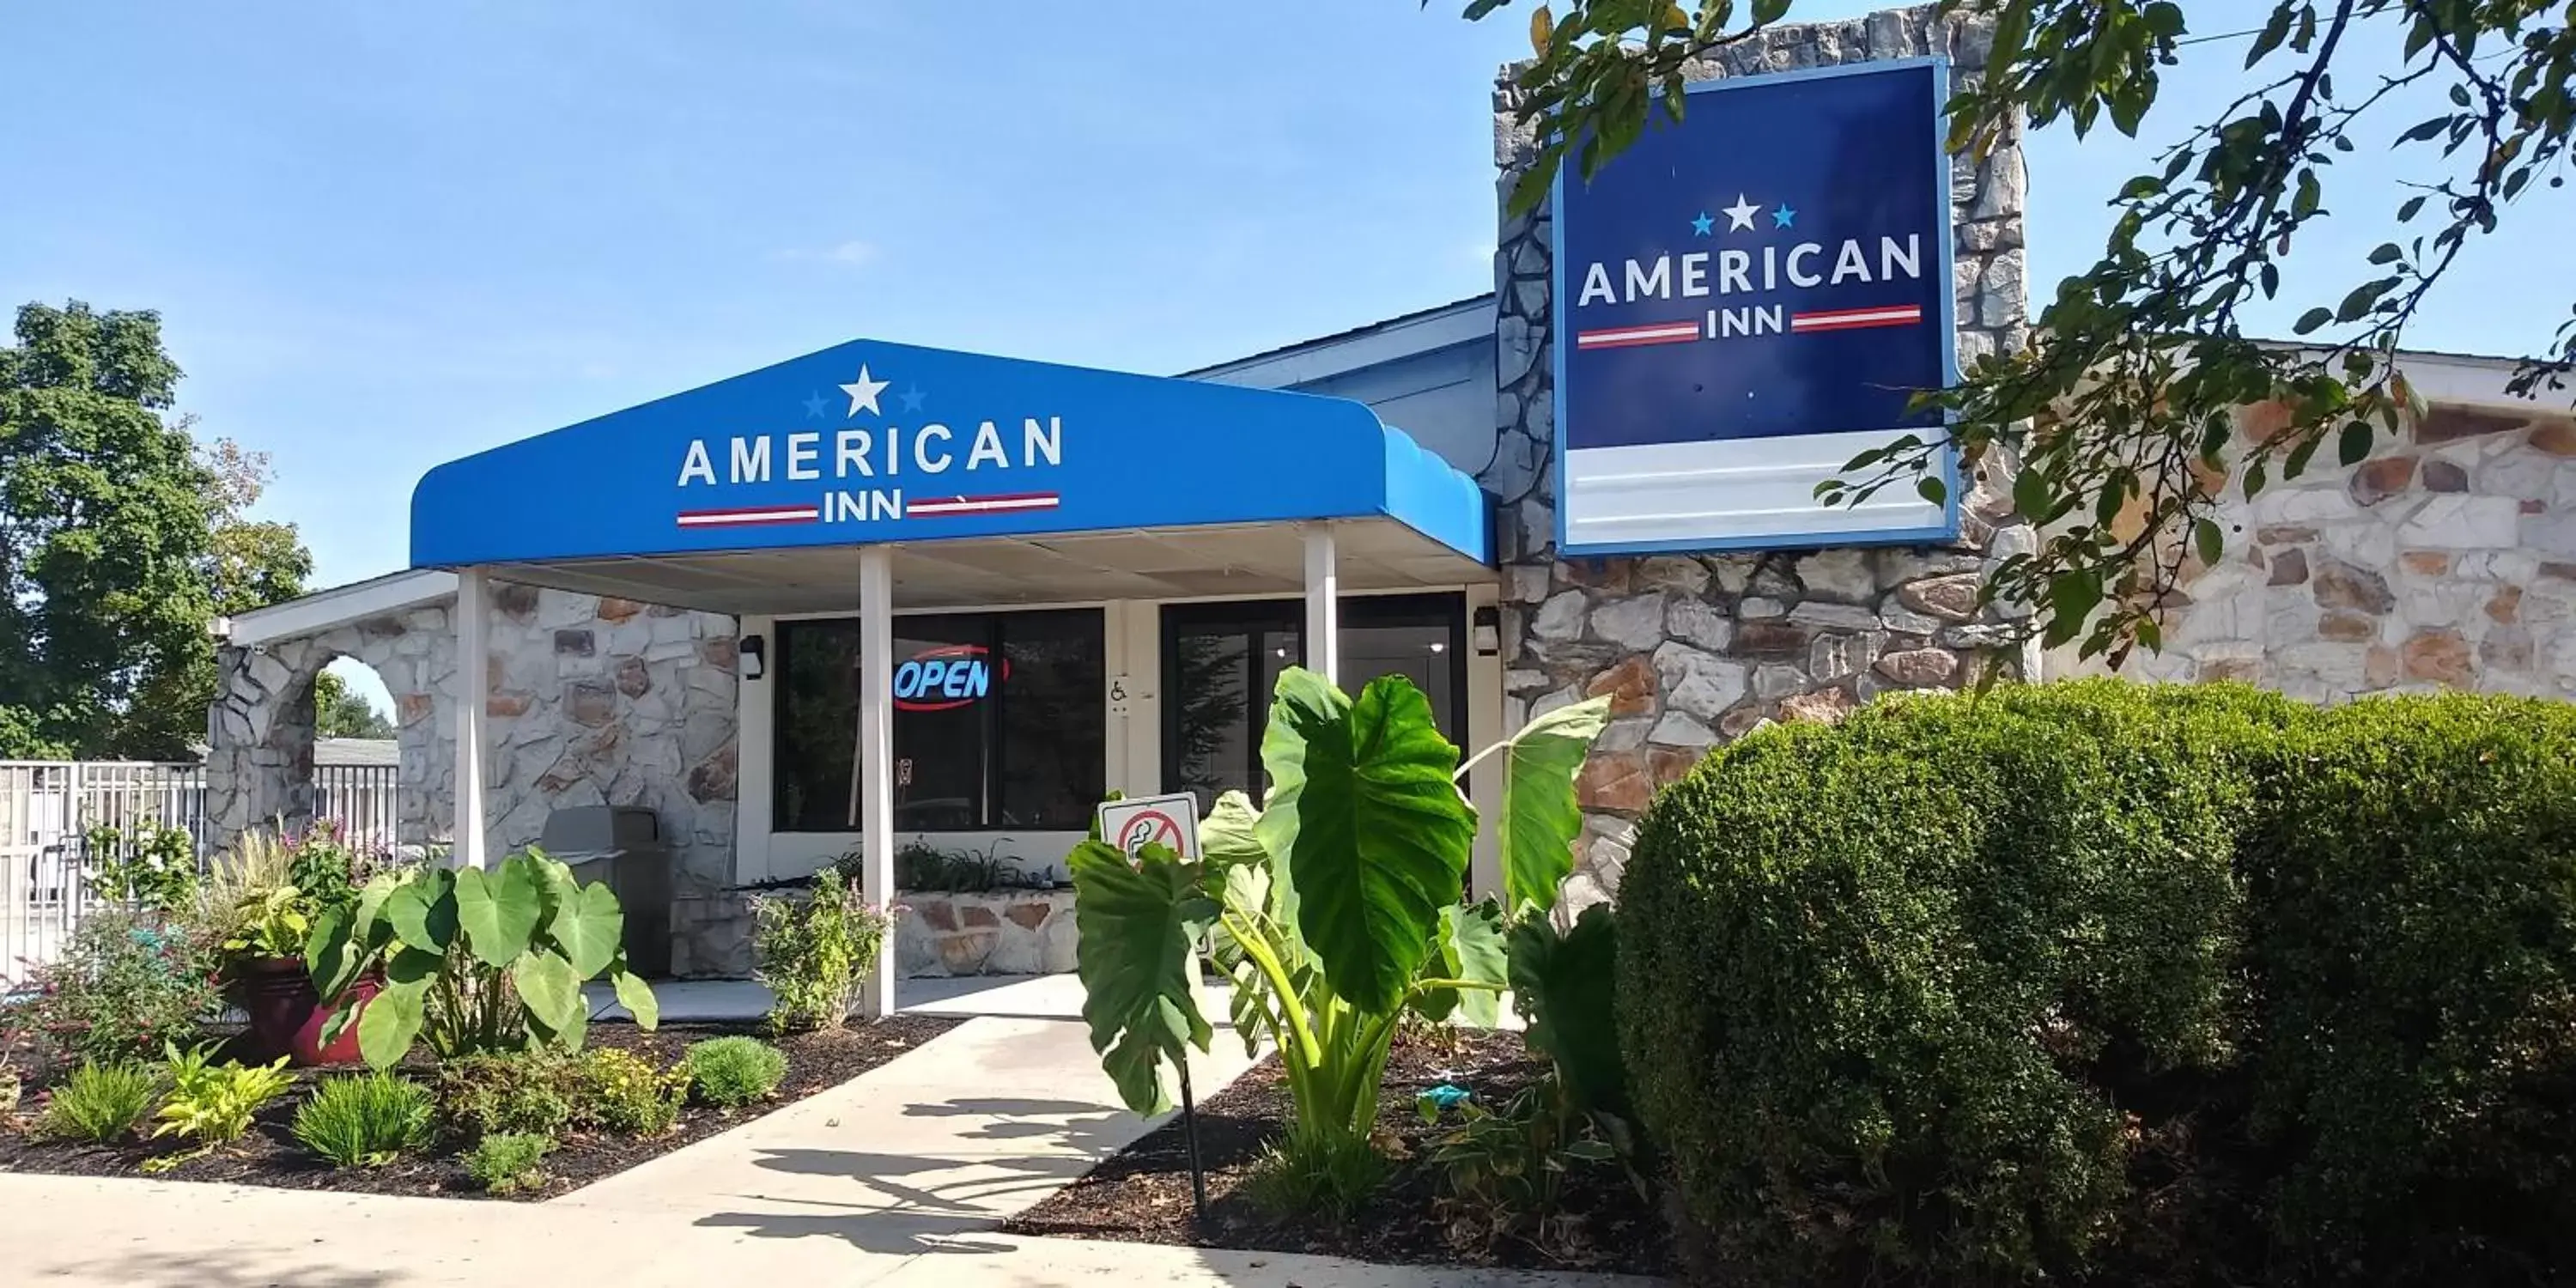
[773,609,1104,832]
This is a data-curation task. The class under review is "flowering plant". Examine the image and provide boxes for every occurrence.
[0,910,223,1071]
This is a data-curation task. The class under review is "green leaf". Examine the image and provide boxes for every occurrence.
[356,979,427,1070]
[454,858,546,969]
[304,905,357,1000]
[612,969,660,1030]
[1508,906,1628,1119]
[511,951,584,1035]
[2293,307,2333,335]
[1068,840,1217,1115]
[1198,790,1266,869]
[1261,669,1475,1015]
[1482,696,1611,916]
[2398,194,2427,222]
[1431,899,1510,1028]
[1917,476,1948,507]
[2193,519,2224,568]
[2337,421,2374,466]
[384,869,456,953]
[2368,242,2403,265]
[548,881,625,980]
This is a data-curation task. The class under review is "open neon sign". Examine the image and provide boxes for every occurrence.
[890,644,1007,712]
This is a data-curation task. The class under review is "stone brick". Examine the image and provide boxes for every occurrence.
[2268,547,2310,586]
[1732,619,1812,659]
[1648,711,1717,748]
[1005,902,1052,931]
[2531,421,2576,457]
[615,655,651,698]
[494,582,540,620]
[397,693,434,724]
[961,904,1000,929]
[1718,707,1771,738]
[1576,751,1654,812]
[2317,612,2377,643]
[2349,456,2415,506]
[1874,647,1959,686]
[1778,687,1856,724]
[1635,556,1709,595]
[2312,558,2395,614]
[2401,628,2476,686]
[563,679,617,727]
[687,744,737,803]
[2415,406,2525,444]
[2482,628,2535,671]
[2365,645,2401,689]
[1584,654,1657,716]
[2202,658,2262,683]
[1532,590,1587,641]
[1667,597,1733,652]
[486,691,533,718]
[917,899,958,931]
[2487,585,2524,624]
[595,597,645,623]
[553,629,594,657]
[2401,551,2453,576]
[1649,747,1700,787]
[698,636,738,670]
[1898,573,1982,621]
[1795,549,1876,603]
[2421,459,2470,493]
[1788,601,1880,631]
[1589,592,1668,650]
[2543,562,2576,581]
[2257,525,2318,544]
[1556,559,1632,593]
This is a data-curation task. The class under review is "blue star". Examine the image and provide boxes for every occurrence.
[1689,211,1715,237]
[1771,203,1798,229]
[898,386,927,412]
[800,391,827,420]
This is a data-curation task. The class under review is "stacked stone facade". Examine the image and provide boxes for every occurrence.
[1487,5,2038,914]
[205,586,740,907]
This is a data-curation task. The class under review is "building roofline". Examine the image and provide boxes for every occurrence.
[1184,295,1495,390]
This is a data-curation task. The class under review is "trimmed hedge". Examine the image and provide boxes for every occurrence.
[1620,682,2576,1285]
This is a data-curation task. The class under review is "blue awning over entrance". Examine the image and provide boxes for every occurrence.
[410,337,1491,581]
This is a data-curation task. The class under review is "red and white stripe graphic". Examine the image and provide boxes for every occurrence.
[676,504,821,528]
[906,491,1060,519]
[1789,303,1923,333]
[1574,319,1703,349]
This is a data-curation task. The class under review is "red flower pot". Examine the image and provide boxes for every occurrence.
[236,957,379,1066]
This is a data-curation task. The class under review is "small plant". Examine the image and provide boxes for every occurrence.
[682,1036,787,1109]
[222,884,312,961]
[752,869,890,1034]
[82,823,199,914]
[147,1042,294,1166]
[464,1131,554,1195]
[436,1049,578,1140]
[1240,1124,1394,1220]
[891,840,1034,892]
[36,1061,159,1144]
[3,910,225,1068]
[1421,1077,1626,1260]
[294,1072,435,1167]
[576,1047,688,1136]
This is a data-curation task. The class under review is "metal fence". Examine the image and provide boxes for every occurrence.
[0,760,398,985]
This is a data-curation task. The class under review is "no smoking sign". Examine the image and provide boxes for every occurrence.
[1097,792,1202,863]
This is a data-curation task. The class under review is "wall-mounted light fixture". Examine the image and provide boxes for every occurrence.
[1472,605,1501,656]
[738,634,766,681]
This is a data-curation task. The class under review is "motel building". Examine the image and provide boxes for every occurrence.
[202,15,2576,991]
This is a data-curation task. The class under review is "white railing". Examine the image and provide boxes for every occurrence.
[0,760,399,985]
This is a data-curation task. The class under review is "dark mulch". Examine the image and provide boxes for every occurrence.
[0,1014,960,1200]
[1003,1026,1672,1278]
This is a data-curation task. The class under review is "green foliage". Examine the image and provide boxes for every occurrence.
[1507,906,1627,1122]
[576,1047,688,1136]
[683,1036,787,1109]
[890,839,1047,891]
[464,1131,554,1196]
[36,1061,157,1143]
[1240,1119,1393,1221]
[752,869,890,1034]
[435,1049,577,1140]
[1473,698,1612,915]
[312,669,394,739]
[292,1072,434,1167]
[0,301,311,759]
[3,910,224,1068]
[307,847,658,1069]
[81,823,198,914]
[1422,1077,1625,1261]
[149,1042,293,1157]
[1620,682,2576,1285]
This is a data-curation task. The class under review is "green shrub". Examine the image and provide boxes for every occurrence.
[37,1061,158,1143]
[575,1047,688,1136]
[293,1072,434,1166]
[3,911,224,1069]
[752,869,889,1034]
[436,1049,577,1139]
[682,1036,786,1109]
[1620,682,2576,1286]
[1239,1120,1390,1220]
[150,1042,294,1146]
[464,1131,553,1195]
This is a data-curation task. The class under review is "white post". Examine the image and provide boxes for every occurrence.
[452,567,489,870]
[857,546,897,1019]
[1303,524,1340,685]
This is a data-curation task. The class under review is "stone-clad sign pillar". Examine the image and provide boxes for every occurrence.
[1483,3,2038,914]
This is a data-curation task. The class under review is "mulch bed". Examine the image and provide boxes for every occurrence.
[1004,1026,1673,1278]
[0,1014,961,1200]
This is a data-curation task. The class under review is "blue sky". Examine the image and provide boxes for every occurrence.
[3,3,2563,669]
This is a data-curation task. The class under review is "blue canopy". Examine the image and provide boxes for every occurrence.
[410,338,1491,579]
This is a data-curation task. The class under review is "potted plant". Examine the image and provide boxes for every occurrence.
[205,826,378,1066]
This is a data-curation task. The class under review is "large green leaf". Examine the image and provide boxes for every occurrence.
[512,951,585,1035]
[611,968,659,1030]
[304,905,357,999]
[384,869,457,954]
[1508,904,1630,1119]
[1416,897,1510,1028]
[1068,839,1216,1115]
[454,857,546,968]
[1260,668,1474,1014]
[1199,790,1266,869]
[357,978,427,1070]
[546,881,624,980]
[1487,696,1612,916]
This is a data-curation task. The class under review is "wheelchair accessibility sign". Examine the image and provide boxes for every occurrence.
[1097,792,1201,862]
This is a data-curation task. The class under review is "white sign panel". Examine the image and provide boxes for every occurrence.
[1097,792,1201,861]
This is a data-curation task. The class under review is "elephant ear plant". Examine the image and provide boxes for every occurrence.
[308,847,659,1069]
[1070,667,1610,1215]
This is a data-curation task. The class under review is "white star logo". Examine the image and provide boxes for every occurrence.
[1722,194,1761,232]
[838,365,890,417]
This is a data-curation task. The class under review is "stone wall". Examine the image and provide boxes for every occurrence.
[206,585,742,931]
[1487,5,2037,916]
[895,890,1079,978]
[2085,402,2576,700]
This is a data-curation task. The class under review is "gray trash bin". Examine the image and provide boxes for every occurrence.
[539,805,671,978]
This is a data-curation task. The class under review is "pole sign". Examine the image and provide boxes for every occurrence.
[1097,792,1202,862]
[1551,58,1960,556]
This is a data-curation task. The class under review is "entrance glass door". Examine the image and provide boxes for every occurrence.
[1161,592,1467,809]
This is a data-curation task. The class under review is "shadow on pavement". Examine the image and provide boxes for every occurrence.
[27,1247,399,1288]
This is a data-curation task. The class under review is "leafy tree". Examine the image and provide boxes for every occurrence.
[0,301,313,758]
[313,670,393,740]
[1473,0,2575,663]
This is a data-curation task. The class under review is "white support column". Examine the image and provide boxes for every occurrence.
[452,567,489,870]
[857,547,897,1019]
[1303,524,1340,685]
